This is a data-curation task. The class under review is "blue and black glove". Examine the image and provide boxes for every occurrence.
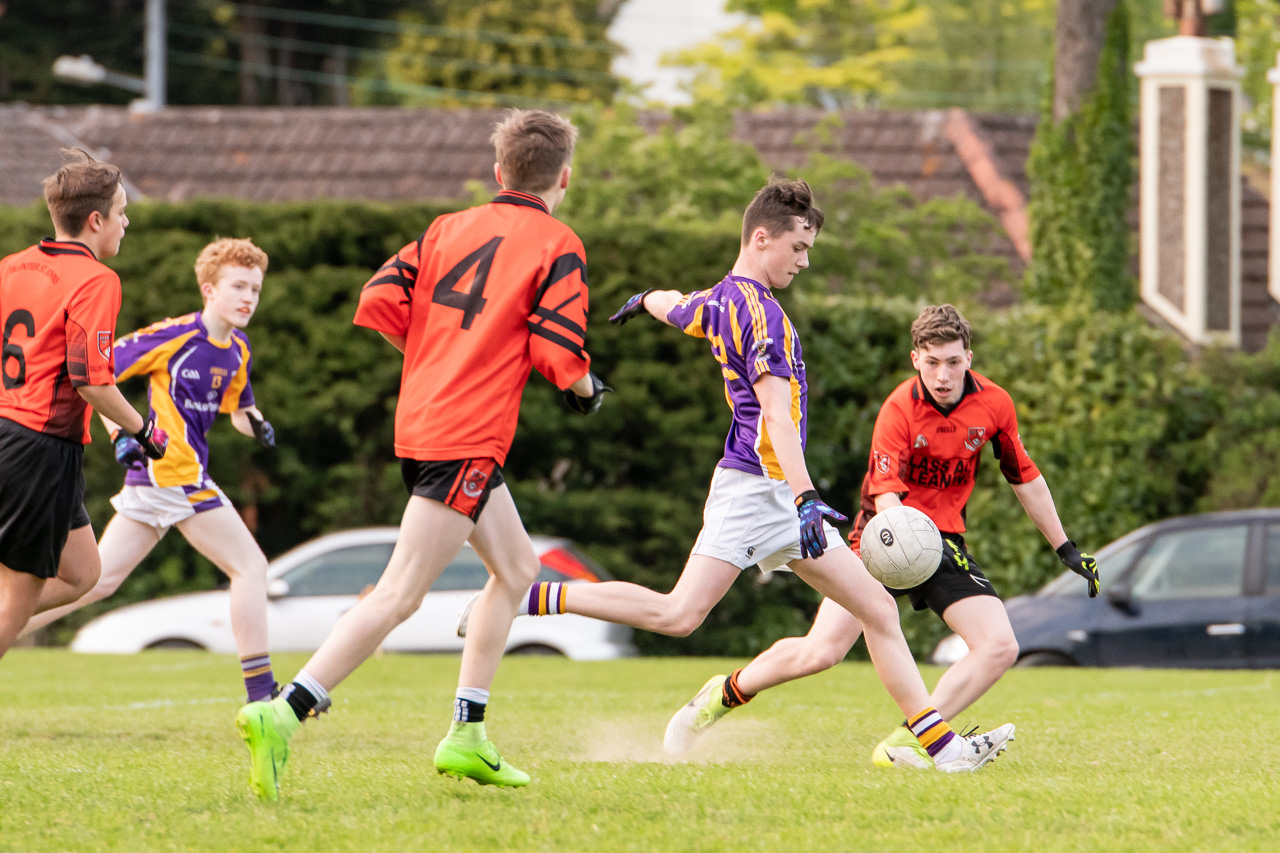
[1056,540,1099,598]
[795,489,849,560]
[110,429,146,469]
[608,289,655,325]
[246,412,276,449]
[564,371,612,415]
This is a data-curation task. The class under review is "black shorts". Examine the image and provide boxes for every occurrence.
[401,457,505,522]
[0,417,88,578]
[889,533,1000,617]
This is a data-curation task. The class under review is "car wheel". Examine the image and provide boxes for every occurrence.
[145,639,206,651]
[508,643,564,656]
[1014,651,1076,667]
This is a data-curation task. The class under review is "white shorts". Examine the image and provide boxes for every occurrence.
[691,467,845,573]
[110,481,232,536]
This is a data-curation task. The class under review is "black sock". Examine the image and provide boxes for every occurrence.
[285,683,319,722]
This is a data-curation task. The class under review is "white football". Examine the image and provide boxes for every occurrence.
[859,505,943,589]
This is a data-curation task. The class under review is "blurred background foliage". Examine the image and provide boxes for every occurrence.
[1,103,1266,658]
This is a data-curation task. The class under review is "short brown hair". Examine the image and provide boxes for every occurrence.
[490,109,578,193]
[42,148,122,237]
[911,304,972,350]
[195,238,269,288]
[741,178,824,245]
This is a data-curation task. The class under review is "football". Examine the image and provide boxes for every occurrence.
[859,505,943,589]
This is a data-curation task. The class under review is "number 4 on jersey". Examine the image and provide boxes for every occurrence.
[433,237,502,330]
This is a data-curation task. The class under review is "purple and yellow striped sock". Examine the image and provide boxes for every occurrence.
[907,707,955,758]
[241,652,275,703]
[523,582,566,616]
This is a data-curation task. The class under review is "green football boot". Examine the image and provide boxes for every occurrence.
[663,674,733,757]
[434,722,530,788]
[870,725,931,770]
[235,698,300,801]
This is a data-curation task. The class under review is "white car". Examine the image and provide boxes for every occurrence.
[71,527,636,660]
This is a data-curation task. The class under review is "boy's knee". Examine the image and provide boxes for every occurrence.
[800,639,847,675]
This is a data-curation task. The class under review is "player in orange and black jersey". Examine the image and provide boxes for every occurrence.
[664,304,1099,766]
[235,109,608,800]
[0,149,167,660]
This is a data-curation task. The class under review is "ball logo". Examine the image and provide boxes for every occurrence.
[879,529,894,547]
[461,468,489,499]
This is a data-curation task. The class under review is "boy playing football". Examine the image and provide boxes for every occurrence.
[21,238,278,703]
[0,150,167,659]
[235,109,608,800]
[662,304,1098,767]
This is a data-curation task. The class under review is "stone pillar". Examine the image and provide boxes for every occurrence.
[1269,53,1280,304]
[1135,37,1243,346]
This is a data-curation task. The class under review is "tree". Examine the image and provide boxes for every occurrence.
[1025,0,1134,312]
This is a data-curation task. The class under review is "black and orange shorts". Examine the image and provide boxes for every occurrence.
[400,457,506,521]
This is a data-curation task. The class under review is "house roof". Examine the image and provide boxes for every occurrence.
[1,102,1273,350]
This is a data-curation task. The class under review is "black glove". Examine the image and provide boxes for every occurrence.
[110,429,146,468]
[246,412,276,449]
[1056,540,1099,598]
[795,489,849,560]
[133,416,169,461]
[608,290,655,325]
[564,371,611,415]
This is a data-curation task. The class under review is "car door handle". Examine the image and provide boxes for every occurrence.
[1206,623,1245,636]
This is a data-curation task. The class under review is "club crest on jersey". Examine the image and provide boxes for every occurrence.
[964,427,987,452]
[914,434,928,449]
[461,468,489,499]
[97,331,112,360]
[753,337,774,357]
[874,451,891,475]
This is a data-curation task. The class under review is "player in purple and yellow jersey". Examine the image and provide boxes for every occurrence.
[0,150,167,660]
[495,178,1013,771]
[23,238,278,702]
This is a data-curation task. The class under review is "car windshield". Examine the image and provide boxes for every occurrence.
[1037,536,1145,598]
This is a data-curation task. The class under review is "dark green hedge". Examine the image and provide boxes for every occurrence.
[1,197,1246,658]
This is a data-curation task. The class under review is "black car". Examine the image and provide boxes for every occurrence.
[929,508,1280,668]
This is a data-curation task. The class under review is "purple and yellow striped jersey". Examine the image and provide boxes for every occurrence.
[113,313,254,488]
[666,274,806,480]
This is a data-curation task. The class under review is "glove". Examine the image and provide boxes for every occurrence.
[564,371,612,415]
[246,412,276,449]
[795,489,849,560]
[110,430,146,468]
[608,289,655,325]
[133,416,169,461]
[1056,540,1099,598]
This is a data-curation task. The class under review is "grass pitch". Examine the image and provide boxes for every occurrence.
[1,651,1277,852]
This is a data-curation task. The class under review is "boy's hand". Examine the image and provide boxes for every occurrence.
[134,417,169,461]
[564,371,611,414]
[608,290,655,325]
[796,490,848,559]
[110,430,146,468]
[246,412,276,449]
[1056,540,1099,597]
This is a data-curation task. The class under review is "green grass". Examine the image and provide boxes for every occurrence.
[2,651,1278,852]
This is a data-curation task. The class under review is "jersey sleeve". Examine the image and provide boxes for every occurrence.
[736,291,793,385]
[527,230,591,390]
[354,228,429,338]
[665,289,713,340]
[866,399,912,496]
[65,271,122,387]
[115,314,198,381]
[990,391,1040,484]
[222,335,255,413]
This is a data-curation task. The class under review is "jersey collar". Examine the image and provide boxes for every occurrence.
[491,190,550,214]
[912,370,982,416]
[725,273,768,292]
[38,238,97,260]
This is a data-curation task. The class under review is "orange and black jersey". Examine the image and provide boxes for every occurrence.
[0,239,120,443]
[354,191,591,464]
[850,371,1040,547]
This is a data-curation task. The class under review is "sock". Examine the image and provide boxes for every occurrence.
[523,582,566,616]
[241,652,275,703]
[453,687,490,723]
[282,669,331,722]
[721,669,755,708]
[907,707,956,759]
